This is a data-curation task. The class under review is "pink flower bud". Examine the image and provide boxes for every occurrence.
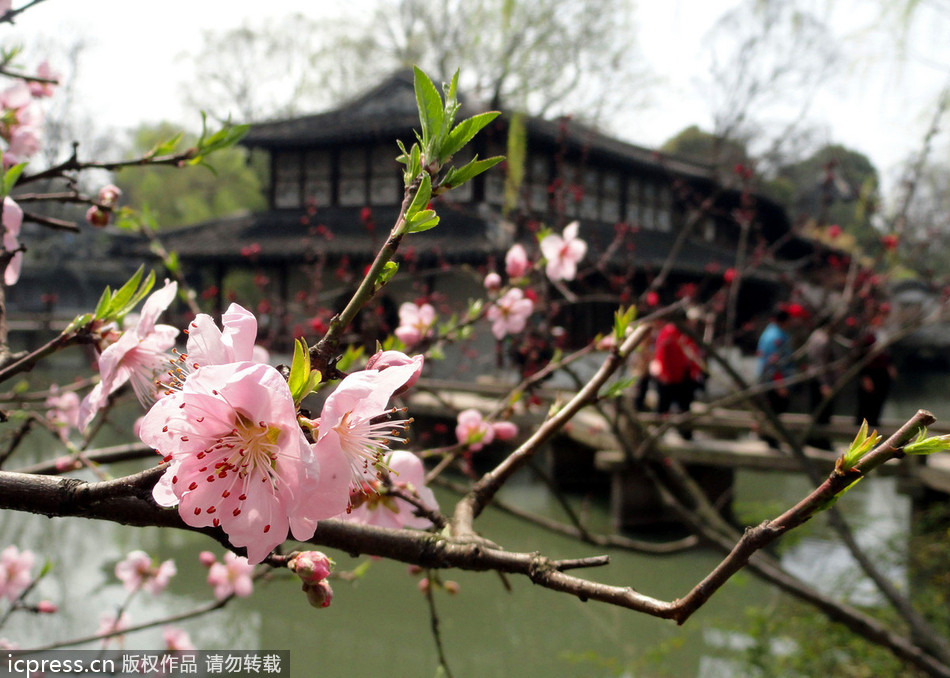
[198,551,217,568]
[505,244,529,278]
[483,272,502,291]
[491,421,518,441]
[97,184,121,208]
[303,579,333,608]
[86,206,109,228]
[418,577,430,594]
[443,580,459,595]
[289,551,332,584]
[36,600,58,614]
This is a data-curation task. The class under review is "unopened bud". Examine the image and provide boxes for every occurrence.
[36,601,58,614]
[289,551,331,584]
[302,579,333,608]
[483,272,502,291]
[86,206,109,228]
[198,551,217,568]
[443,581,459,595]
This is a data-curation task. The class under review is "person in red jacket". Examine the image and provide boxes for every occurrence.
[650,309,705,439]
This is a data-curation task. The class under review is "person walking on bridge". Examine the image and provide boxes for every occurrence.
[651,308,705,439]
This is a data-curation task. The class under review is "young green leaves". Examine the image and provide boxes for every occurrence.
[837,419,882,474]
[67,265,156,331]
[396,67,503,197]
[903,428,950,456]
[288,338,323,406]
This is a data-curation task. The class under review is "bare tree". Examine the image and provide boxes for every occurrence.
[698,0,840,173]
[363,0,652,122]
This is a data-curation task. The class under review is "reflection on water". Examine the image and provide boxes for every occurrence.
[0,365,940,677]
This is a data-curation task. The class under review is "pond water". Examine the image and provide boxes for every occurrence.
[0,359,944,677]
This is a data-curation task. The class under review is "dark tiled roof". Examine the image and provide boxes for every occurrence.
[243,69,717,187]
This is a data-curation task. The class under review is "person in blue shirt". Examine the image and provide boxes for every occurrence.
[756,308,795,447]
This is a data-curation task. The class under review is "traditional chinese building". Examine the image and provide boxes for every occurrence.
[156,70,820,375]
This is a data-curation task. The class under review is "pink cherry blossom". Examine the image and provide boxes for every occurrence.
[163,626,196,652]
[0,81,30,118]
[342,451,439,529]
[2,196,22,286]
[540,221,587,281]
[394,302,435,347]
[310,359,422,515]
[483,272,502,291]
[491,421,519,442]
[455,409,494,451]
[0,545,34,601]
[207,552,254,600]
[364,349,424,394]
[79,280,179,431]
[114,550,176,595]
[45,386,80,440]
[486,288,533,339]
[505,244,530,278]
[184,303,261,367]
[141,361,332,564]
[4,124,41,166]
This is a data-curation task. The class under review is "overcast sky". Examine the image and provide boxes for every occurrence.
[8,0,950,197]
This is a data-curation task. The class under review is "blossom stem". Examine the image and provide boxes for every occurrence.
[311,178,420,374]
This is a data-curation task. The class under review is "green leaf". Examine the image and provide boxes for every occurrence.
[164,250,180,275]
[413,66,444,155]
[442,111,500,161]
[407,210,440,233]
[334,345,365,374]
[147,131,184,158]
[839,420,881,472]
[600,376,638,400]
[107,265,145,316]
[397,141,423,186]
[1,161,26,197]
[613,306,637,341]
[93,286,112,320]
[65,313,93,333]
[406,173,432,222]
[376,261,399,286]
[350,559,373,579]
[904,429,950,455]
[288,338,311,404]
[441,156,505,191]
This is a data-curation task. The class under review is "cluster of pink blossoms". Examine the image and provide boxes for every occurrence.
[394,301,435,347]
[0,69,55,168]
[112,287,436,564]
[454,409,517,451]
[115,550,176,595]
[201,551,255,601]
[482,222,587,341]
